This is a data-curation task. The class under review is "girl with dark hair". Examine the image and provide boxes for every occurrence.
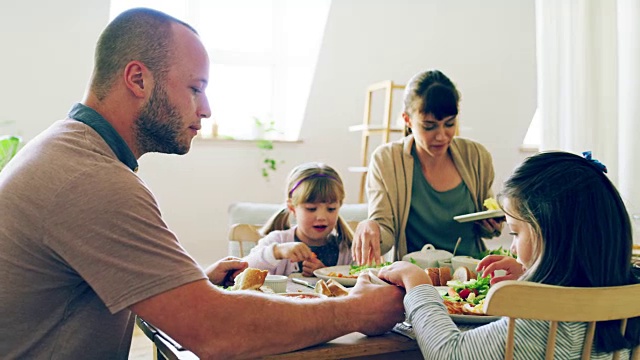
[378,151,639,358]
[244,162,353,276]
[353,69,503,264]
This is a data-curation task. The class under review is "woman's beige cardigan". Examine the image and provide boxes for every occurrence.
[366,135,497,260]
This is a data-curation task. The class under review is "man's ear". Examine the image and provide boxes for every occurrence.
[124,61,150,98]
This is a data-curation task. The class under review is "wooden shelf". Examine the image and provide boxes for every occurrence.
[348,124,404,133]
[349,80,405,203]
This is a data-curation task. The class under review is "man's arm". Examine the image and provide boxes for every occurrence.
[130,275,405,359]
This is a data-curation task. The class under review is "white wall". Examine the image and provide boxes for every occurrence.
[0,0,536,265]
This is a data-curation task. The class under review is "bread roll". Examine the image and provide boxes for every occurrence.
[425,268,441,286]
[231,268,268,290]
[314,279,333,296]
[326,279,349,297]
[452,267,474,282]
[439,267,452,286]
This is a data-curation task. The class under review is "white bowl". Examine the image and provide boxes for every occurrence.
[451,256,480,276]
[264,274,288,293]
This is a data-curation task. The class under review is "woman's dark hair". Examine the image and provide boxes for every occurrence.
[402,70,460,135]
[498,151,639,353]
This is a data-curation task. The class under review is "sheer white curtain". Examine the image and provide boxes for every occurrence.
[536,0,640,217]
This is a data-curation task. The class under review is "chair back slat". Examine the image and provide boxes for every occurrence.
[228,224,262,257]
[545,321,558,360]
[505,317,516,360]
[581,322,596,360]
[484,281,640,321]
[482,281,640,360]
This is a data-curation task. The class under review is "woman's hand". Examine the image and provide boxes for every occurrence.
[352,220,382,265]
[301,256,325,277]
[274,242,315,262]
[205,256,248,286]
[477,255,524,285]
[477,217,505,238]
[377,261,432,291]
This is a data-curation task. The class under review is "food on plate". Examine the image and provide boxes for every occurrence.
[326,271,358,279]
[462,300,486,315]
[425,267,453,286]
[326,279,349,296]
[483,197,500,211]
[348,262,393,275]
[231,268,268,291]
[280,293,323,300]
[439,267,452,286]
[315,278,332,296]
[314,278,349,297]
[452,266,475,282]
[442,274,491,316]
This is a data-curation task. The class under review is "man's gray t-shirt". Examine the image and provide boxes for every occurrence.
[0,117,206,359]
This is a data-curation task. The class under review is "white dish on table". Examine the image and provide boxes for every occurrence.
[314,265,358,287]
[453,210,505,223]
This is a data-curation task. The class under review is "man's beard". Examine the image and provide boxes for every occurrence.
[134,83,190,155]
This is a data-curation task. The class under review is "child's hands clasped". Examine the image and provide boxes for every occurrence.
[377,261,432,291]
[477,255,525,285]
[273,242,315,263]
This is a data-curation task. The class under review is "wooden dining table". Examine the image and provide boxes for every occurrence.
[135,275,474,360]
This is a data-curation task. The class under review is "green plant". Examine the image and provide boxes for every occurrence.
[253,117,283,181]
[0,135,22,172]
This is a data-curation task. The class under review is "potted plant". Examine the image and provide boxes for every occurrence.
[0,135,22,172]
[253,117,283,181]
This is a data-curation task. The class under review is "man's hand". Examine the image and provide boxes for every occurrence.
[204,256,248,286]
[477,255,524,285]
[352,220,382,265]
[378,261,432,291]
[348,273,406,336]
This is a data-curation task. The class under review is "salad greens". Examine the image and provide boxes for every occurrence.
[442,274,491,305]
[349,262,393,275]
[478,246,516,259]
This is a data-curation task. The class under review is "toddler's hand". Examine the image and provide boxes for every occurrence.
[274,242,315,262]
[301,256,325,277]
[477,255,524,285]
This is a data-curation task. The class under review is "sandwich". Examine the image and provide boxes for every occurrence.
[314,279,349,297]
[326,279,349,297]
[231,268,268,291]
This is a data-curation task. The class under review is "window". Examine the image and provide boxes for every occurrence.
[522,108,540,150]
[110,0,331,141]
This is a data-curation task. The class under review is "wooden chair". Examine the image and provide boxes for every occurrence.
[228,223,261,257]
[483,280,640,360]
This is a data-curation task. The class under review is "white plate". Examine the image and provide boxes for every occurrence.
[314,265,358,287]
[434,287,501,324]
[449,313,502,324]
[453,210,505,223]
